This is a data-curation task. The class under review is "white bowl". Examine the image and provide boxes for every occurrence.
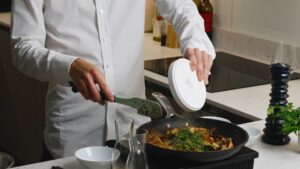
[75,146,120,169]
[240,126,261,146]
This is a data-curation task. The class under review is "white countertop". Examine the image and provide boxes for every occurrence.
[144,33,181,60]
[240,121,300,169]
[11,157,79,169]
[0,12,10,28]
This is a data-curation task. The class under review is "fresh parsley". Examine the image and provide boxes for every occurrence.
[268,103,300,135]
[172,128,204,152]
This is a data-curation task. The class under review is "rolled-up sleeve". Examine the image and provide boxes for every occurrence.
[157,0,216,59]
[11,0,77,86]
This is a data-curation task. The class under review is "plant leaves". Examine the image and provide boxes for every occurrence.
[268,103,300,135]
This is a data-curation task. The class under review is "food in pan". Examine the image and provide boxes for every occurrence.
[147,126,234,152]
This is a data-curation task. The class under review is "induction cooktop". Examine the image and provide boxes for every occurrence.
[144,52,300,92]
[147,146,259,169]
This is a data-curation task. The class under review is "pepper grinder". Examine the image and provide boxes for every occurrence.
[262,63,291,145]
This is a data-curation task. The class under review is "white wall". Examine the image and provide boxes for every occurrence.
[211,0,233,30]
[212,0,300,46]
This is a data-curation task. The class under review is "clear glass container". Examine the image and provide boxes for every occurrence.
[125,129,149,169]
[111,119,149,169]
[111,119,132,169]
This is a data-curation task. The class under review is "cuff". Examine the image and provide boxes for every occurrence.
[50,52,78,86]
[182,35,216,60]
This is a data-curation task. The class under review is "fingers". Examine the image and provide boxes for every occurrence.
[185,48,213,85]
[84,73,101,102]
[185,48,197,71]
[92,70,114,102]
[201,51,209,84]
[195,49,204,81]
[69,58,113,104]
[205,55,213,85]
[75,80,89,99]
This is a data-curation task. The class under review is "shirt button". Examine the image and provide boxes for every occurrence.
[99,9,104,14]
[102,38,106,42]
[105,65,109,69]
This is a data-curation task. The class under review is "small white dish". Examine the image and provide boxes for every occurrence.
[200,116,231,123]
[75,146,120,169]
[240,126,261,146]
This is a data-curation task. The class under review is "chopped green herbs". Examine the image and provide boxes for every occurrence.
[172,128,204,152]
[268,103,300,135]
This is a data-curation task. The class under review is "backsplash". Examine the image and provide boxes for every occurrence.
[213,27,300,72]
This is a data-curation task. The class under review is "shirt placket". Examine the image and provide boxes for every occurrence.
[94,0,116,92]
[94,0,117,140]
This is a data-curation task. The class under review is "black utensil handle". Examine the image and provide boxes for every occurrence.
[68,81,108,100]
[51,166,63,169]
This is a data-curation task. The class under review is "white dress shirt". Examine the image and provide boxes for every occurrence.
[11,0,215,158]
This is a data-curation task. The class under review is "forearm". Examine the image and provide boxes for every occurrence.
[156,0,216,59]
[11,0,76,85]
[12,38,76,85]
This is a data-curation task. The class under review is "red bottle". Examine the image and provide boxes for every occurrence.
[198,0,213,41]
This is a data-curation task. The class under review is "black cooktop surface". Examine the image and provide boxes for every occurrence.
[148,146,259,169]
[144,52,300,92]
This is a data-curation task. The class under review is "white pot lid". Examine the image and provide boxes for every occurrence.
[168,58,206,112]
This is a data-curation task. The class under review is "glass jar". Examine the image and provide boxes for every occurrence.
[125,128,149,169]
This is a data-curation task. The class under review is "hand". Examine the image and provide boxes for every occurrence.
[184,48,213,85]
[69,58,114,105]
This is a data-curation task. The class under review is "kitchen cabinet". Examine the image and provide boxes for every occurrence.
[0,16,48,165]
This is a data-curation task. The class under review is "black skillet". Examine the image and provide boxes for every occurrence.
[137,117,248,163]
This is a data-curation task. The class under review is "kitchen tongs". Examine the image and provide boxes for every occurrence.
[69,82,163,120]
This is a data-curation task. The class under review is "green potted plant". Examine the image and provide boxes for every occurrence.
[268,103,300,141]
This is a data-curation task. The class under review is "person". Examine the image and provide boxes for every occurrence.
[11,0,216,159]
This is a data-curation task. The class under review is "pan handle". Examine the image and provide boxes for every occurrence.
[151,92,182,118]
